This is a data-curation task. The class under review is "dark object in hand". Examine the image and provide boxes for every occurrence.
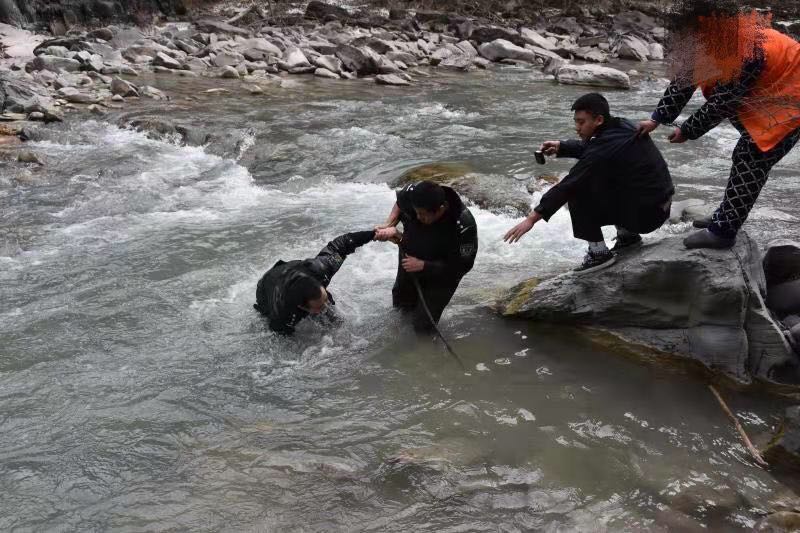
[535,150,546,165]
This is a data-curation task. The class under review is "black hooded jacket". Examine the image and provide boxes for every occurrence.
[254,230,375,334]
[534,117,674,221]
[396,184,478,283]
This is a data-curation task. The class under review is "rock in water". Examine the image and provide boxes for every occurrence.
[495,232,798,385]
[375,74,409,86]
[555,64,630,89]
[764,240,800,317]
[765,406,800,472]
[478,39,537,63]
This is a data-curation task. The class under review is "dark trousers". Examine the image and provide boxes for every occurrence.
[392,261,460,333]
[567,183,671,242]
[710,124,800,238]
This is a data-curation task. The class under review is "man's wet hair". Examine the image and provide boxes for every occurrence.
[571,93,611,122]
[410,181,447,212]
[288,275,323,307]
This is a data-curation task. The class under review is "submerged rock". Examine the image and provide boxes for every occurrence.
[765,406,800,474]
[495,232,798,386]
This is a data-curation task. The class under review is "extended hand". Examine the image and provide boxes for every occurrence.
[668,127,687,143]
[636,119,659,138]
[504,216,537,243]
[402,255,425,273]
[375,227,398,241]
[540,140,560,156]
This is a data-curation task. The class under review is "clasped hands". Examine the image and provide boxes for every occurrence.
[372,225,424,273]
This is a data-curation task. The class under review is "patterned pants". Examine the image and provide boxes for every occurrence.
[710,124,800,238]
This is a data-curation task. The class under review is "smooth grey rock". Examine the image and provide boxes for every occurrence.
[281,47,311,69]
[154,52,181,69]
[311,54,342,74]
[111,94,124,102]
[617,35,649,62]
[496,232,797,385]
[784,315,800,329]
[139,85,166,100]
[649,42,665,60]
[375,74,409,86]
[520,28,556,50]
[237,38,282,57]
[542,56,567,75]
[0,73,53,113]
[110,77,138,97]
[479,39,537,63]
[18,151,42,164]
[314,67,340,79]
[88,104,106,116]
[556,64,630,89]
[28,55,81,73]
[335,44,379,76]
[56,87,99,104]
[40,46,71,58]
[212,52,245,68]
[219,66,240,79]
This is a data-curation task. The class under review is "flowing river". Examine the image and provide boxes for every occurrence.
[2,62,799,531]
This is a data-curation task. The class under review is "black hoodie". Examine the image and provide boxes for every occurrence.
[254,230,375,334]
[534,117,674,221]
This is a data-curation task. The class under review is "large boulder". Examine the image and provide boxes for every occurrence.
[555,64,630,89]
[495,232,799,385]
[0,72,53,113]
[617,35,650,61]
[335,44,379,76]
[110,77,138,97]
[478,39,537,63]
[27,54,81,73]
[279,47,311,70]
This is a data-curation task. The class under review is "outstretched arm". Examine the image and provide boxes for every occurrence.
[680,54,765,140]
[307,230,376,285]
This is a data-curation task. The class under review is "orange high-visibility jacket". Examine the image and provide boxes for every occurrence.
[697,16,800,152]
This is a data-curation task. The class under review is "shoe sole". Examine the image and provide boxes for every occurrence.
[574,256,617,275]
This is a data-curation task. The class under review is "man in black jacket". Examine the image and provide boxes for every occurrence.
[254,230,376,334]
[504,93,674,273]
[375,181,478,332]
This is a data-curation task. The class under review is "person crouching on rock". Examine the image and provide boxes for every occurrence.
[637,3,800,250]
[504,93,675,274]
[374,180,478,332]
[254,230,377,334]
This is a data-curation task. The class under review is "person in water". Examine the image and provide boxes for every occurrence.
[504,93,675,273]
[254,230,376,334]
[637,2,800,249]
[375,180,478,332]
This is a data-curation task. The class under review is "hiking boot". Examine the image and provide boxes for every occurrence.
[692,214,713,229]
[612,233,642,252]
[684,229,736,250]
[574,249,616,274]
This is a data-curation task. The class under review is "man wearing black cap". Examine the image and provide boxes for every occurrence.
[504,93,674,274]
[375,180,478,332]
[254,230,376,334]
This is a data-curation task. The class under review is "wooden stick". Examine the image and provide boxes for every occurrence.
[709,384,769,468]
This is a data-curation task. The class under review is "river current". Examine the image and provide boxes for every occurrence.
[2,62,799,531]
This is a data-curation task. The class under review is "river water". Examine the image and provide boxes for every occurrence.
[2,62,799,531]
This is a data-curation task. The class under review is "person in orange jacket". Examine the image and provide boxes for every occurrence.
[638,2,800,249]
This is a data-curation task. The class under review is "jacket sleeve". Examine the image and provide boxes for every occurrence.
[651,81,697,124]
[306,230,376,286]
[421,210,478,279]
[680,54,765,140]
[557,139,587,159]
[534,149,605,221]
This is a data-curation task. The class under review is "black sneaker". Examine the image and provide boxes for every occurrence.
[574,250,616,274]
[611,233,642,252]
